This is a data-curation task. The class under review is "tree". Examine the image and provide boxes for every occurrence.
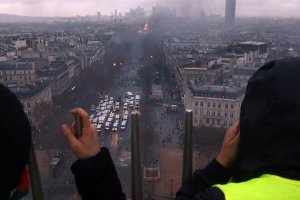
[32,101,69,149]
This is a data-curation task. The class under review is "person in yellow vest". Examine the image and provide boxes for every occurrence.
[176,57,300,200]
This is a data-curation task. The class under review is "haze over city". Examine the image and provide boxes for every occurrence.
[0,0,300,17]
[1,0,300,199]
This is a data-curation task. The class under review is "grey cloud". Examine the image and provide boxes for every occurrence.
[0,0,299,17]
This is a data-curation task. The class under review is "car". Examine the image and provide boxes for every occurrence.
[135,94,141,100]
[129,101,134,108]
[114,105,120,111]
[112,122,119,131]
[126,91,133,98]
[120,120,127,130]
[109,113,115,119]
[107,117,113,123]
[115,114,120,120]
[96,124,102,132]
[98,116,106,125]
[123,115,128,120]
[106,104,113,110]
[102,110,109,115]
[92,118,98,124]
[96,112,102,117]
[105,122,111,130]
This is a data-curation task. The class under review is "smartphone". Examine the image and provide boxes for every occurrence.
[74,115,83,139]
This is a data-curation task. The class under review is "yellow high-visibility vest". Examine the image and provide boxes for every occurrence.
[214,174,300,200]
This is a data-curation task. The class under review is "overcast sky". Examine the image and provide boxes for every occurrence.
[0,0,299,18]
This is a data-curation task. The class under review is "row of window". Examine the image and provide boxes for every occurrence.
[194,118,231,127]
[4,75,33,81]
[194,110,234,118]
[195,101,235,109]
[2,69,33,75]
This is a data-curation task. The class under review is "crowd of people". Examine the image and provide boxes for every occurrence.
[1,57,300,199]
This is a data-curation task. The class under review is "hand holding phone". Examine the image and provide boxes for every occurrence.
[74,114,83,139]
[62,108,100,159]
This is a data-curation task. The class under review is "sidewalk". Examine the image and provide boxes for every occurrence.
[146,147,211,198]
[154,147,182,197]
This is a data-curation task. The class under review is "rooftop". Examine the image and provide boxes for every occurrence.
[37,61,67,76]
[188,81,246,100]
[8,82,50,99]
[0,61,34,70]
[233,65,259,76]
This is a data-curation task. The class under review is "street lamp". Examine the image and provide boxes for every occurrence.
[149,158,158,193]
[170,178,173,197]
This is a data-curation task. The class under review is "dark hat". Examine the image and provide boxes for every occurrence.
[233,57,300,182]
[0,84,31,198]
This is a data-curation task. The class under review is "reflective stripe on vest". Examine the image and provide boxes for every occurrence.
[214,174,300,200]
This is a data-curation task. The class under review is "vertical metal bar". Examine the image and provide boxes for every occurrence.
[131,111,143,200]
[28,145,44,200]
[181,109,193,184]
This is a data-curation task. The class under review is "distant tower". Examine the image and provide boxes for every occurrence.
[97,12,101,20]
[225,0,236,28]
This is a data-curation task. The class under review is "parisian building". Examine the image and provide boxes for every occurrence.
[184,83,245,128]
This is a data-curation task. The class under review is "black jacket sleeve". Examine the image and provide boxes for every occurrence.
[71,147,126,200]
[176,159,232,200]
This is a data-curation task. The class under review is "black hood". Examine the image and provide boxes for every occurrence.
[233,57,300,182]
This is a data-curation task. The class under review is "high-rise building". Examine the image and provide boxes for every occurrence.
[225,0,236,28]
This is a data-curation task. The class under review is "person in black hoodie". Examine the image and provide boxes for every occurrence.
[0,84,31,200]
[176,57,300,199]
[63,57,300,200]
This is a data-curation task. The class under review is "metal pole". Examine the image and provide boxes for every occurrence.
[181,109,193,184]
[170,178,173,197]
[131,111,143,200]
[28,145,44,200]
[152,161,155,193]
[149,158,157,193]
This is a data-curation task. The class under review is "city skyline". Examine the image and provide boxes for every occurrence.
[0,0,300,18]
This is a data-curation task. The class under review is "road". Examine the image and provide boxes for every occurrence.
[35,31,185,199]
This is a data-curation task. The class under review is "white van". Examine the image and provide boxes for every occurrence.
[98,116,106,125]
[112,122,119,131]
[92,118,98,124]
[96,124,102,132]
[105,122,111,130]
[109,113,115,119]
[120,120,127,130]
[107,117,113,123]
[135,94,140,100]
[126,91,133,99]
